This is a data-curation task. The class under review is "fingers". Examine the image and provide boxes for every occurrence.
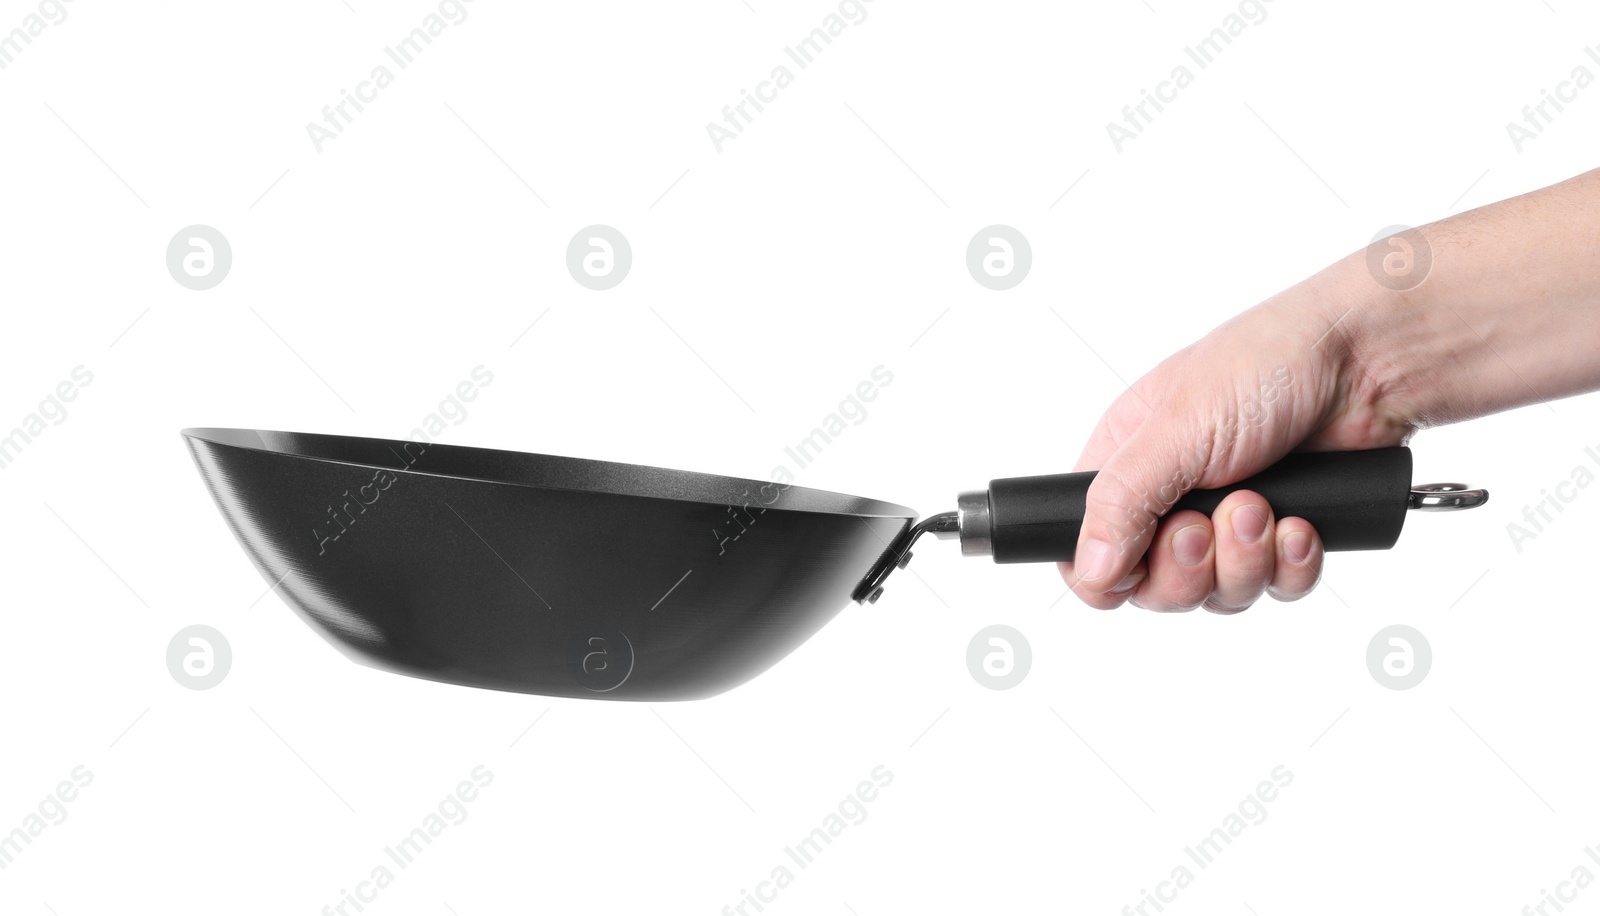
[1070,407,1145,474]
[1072,424,1207,596]
[1058,558,1149,611]
[1204,491,1276,614]
[1127,510,1215,612]
[1267,517,1323,601]
[1061,503,1324,613]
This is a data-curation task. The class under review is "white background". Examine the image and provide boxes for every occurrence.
[3,0,1599,913]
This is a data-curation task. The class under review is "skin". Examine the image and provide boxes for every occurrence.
[1062,167,1600,612]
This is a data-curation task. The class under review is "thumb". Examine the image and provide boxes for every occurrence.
[1070,421,1211,590]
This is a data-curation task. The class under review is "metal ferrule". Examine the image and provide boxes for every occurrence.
[955,489,993,557]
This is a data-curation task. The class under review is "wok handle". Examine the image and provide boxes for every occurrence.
[976,447,1416,564]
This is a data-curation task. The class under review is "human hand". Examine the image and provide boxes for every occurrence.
[1059,261,1413,612]
[1060,167,1600,612]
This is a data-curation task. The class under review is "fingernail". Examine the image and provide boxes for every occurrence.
[1076,538,1115,583]
[1173,525,1212,566]
[1231,505,1268,543]
[1109,571,1145,594]
[1283,530,1313,564]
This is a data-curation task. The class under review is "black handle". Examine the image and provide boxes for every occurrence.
[984,447,1414,564]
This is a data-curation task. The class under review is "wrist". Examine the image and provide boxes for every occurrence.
[1326,249,1436,423]
[1266,250,1435,434]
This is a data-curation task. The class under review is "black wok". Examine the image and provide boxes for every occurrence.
[182,428,1486,699]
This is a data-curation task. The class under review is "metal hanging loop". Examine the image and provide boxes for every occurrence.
[1408,483,1490,511]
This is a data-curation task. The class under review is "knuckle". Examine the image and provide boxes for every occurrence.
[1171,581,1213,611]
[1085,469,1155,543]
[1268,569,1322,603]
[1069,579,1120,609]
[1203,596,1253,614]
[1152,588,1206,613]
[1089,464,1187,548]
[1085,466,1139,511]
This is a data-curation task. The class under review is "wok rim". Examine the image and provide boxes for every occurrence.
[181,427,918,520]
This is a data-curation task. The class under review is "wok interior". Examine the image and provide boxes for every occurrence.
[182,427,914,519]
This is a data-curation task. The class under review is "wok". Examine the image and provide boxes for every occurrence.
[182,427,1486,699]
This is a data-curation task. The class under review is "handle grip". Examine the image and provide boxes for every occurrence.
[981,447,1414,564]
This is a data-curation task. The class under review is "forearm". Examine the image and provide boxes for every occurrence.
[1337,168,1600,427]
